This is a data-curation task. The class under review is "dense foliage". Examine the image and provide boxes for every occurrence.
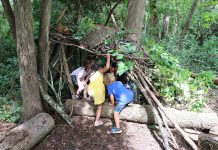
[0,0,217,122]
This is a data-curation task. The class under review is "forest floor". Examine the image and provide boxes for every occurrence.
[1,88,217,150]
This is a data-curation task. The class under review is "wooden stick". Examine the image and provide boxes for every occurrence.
[134,67,198,150]
[134,62,161,98]
[58,53,63,106]
[38,78,72,125]
[50,38,146,60]
[131,72,170,150]
[158,107,180,150]
[60,44,76,98]
[111,13,118,29]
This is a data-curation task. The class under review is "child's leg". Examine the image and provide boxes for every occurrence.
[83,84,88,99]
[95,104,102,122]
[113,103,126,129]
[77,81,85,95]
[114,112,120,128]
[94,104,103,126]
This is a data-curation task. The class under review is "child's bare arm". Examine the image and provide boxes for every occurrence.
[99,53,110,73]
[109,94,115,105]
[80,69,92,81]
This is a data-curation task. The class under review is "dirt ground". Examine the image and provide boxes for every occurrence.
[1,88,217,150]
[33,115,191,150]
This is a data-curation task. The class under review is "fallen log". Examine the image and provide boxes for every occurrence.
[209,126,218,135]
[0,113,55,150]
[64,100,218,129]
[65,99,156,124]
[198,133,218,150]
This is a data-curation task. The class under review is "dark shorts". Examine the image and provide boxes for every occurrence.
[71,75,77,85]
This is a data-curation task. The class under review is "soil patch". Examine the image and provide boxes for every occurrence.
[33,116,163,150]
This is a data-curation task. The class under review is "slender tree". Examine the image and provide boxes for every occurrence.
[38,0,52,91]
[1,0,16,42]
[161,15,170,39]
[125,0,145,43]
[180,0,199,39]
[14,0,43,122]
[149,0,158,40]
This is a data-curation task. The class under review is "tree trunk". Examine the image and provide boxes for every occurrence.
[198,133,218,150]
[64,100,218,129]
[14,0,43,122]
[149,0,159,40]
[1,0,16,43]
[180,0,199,39]
[0,113,55,150]
[38,0,52,91]
[125,0,145,43]
[161,15,170,39]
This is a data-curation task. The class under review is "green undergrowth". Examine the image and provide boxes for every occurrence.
[147,45,216,111]
[0,96,22,123]
[0,58,22,123]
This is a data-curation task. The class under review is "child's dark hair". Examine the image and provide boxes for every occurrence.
[91,60,104,71]
[83,56,95,70]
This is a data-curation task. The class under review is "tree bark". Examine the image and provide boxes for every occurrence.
[198,133,218,150]
[125,0,145,43]
[0,113,54,150]
[180,0,199,39]
[38,0,52,91]
[161,15,170,39]
[14,0,43,122]
[1,0,16,43]
[64,100,218,129]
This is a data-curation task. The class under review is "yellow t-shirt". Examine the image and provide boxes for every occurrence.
[88,71,105,105]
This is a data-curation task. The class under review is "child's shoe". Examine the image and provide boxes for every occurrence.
[111,127,122,134]
[94,120,103,127]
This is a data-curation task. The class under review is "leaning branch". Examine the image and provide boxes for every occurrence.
[38,78,73,125]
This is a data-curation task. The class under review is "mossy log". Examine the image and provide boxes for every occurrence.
[198,133,218,150]
[0,113,55,150]
[65,99,218,129]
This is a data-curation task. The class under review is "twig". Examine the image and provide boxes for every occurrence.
[50,38,96,54]
[58,56,63,106]
[43,77,61,104]
[104,0,121,26]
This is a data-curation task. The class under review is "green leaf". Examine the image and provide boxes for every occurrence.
[112,52,119,56]
[107,50,114,53]
[116,54,124,60]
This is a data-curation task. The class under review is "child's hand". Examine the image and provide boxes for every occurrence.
[106,53,110,58]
